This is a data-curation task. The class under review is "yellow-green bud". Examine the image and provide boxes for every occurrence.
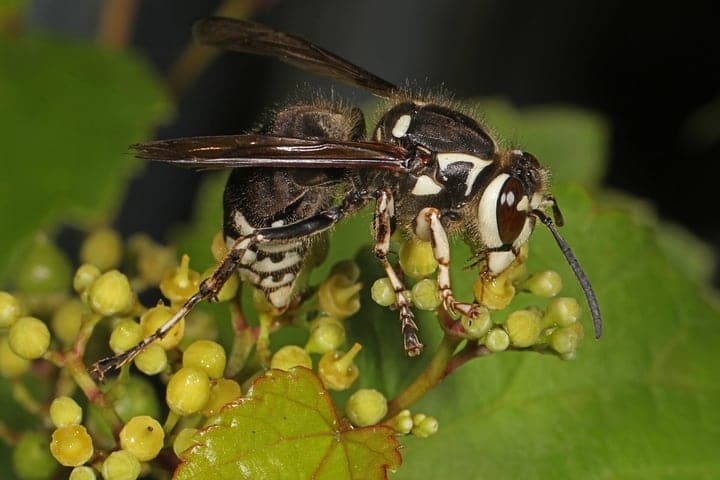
[88,270,133,316]
[473,271,515,311]
[0,291,22,328]
[484,327,510,352]
[50,425,94,467]
[109,319,143,354]
[119,415,164,461]
[73,264,101,295]
[411,279,441,310]
[318,343,362,391]
[182,340,227,379]
[305,319,346,354]
[0,335,30,377]
[50,396,83,427]
[210,231,227,262]
[51,298,84,346]
[505,309,542,348]
[80,228,122,271]
[13,431,57,480]
[550,321,585,358]
[411,413,439,438]
[173,427,199,457]
[201,266,240,303]
[330,260,361,282]
[318,274,362,318]
[166,367,211,416]
[133,344,168,376]
[159,254,200,305]
[520,270,563,297]
[8,316,50,359]
[128,234,176,285]
[271,345,313,371]
[201,378,242,417]
[460,307,492,338]
[101,450,140,480]
[140,304,184,350]
[399,237,438,279]
[69,466,96,480]
[543,297,581,327]
[387,409,413,434]
[370,278,396,307]
[14,232,72,295]
[345,388,388,427]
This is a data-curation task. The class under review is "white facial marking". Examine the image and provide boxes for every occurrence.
[488,251,516,275]
[374,127,382,141]
[411,175,443,196]
[516,195,530,211]
[512,218,533,249]
[477,173,509,249]
[269,286,293,308]
[253,251,301,272]
[437,153,493,196]
[391,114,412,138]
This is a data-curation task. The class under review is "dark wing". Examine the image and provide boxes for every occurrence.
[132,134,411,172]
[192,17,400,98]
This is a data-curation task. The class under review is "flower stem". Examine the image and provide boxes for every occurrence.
[385,334,462,419]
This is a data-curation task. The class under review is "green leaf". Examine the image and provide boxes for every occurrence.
[0,34,169,282]
[343,184,720,479]
[175,367,401,479]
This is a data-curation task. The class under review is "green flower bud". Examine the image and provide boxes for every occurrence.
[305,318,346,354]
[460,308,492,338]
[80,228,123,271]
[473,271,515,311]
[14,233,71,296]
[166,367,211,416]
[140,304,184,350]
[73,264,101,295]
[0,335,30,377]
[271,345,313,371]
[543,297,581,328]
[399,237,438,279]
[51,298,84,346]
[411,413,439,438]
[109,319,143,355]
[13,431,57,480]
[119,415,164,461]
[550,321,585,358]
[101,450,140,480]
[133,344,168,376]
[50,425,94,467]
[127,234,176,285]
[411,279,442,310]
[318,274,362,319]
[69,466,96,480]
[50,396,83,427]
[370,278,396,307]
[505,309,542,348]
[107,376,161,422]
[330,260,361,282]
[484,327,510,352]
[0,291,23,328]
[520,270,563,297]
[345,388,388,427]
[159,254,200,305]
[387,409,413,434]
[318,343,362,391]
[88,270,133,316]
[183,340,227,379]
[9,316,50,359]
[201,378,242,417]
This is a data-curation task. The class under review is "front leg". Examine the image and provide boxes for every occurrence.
[374,189,423,356]
[415,207,482,319]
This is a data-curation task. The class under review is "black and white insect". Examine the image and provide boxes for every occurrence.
[90,17,601,380]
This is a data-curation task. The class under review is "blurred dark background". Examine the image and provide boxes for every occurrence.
[28,0,720,283]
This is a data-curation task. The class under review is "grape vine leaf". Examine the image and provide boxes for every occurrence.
[174,368,401,480]
[0,34,168,282]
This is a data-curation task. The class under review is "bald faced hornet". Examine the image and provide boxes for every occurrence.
[90,17,601,380]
